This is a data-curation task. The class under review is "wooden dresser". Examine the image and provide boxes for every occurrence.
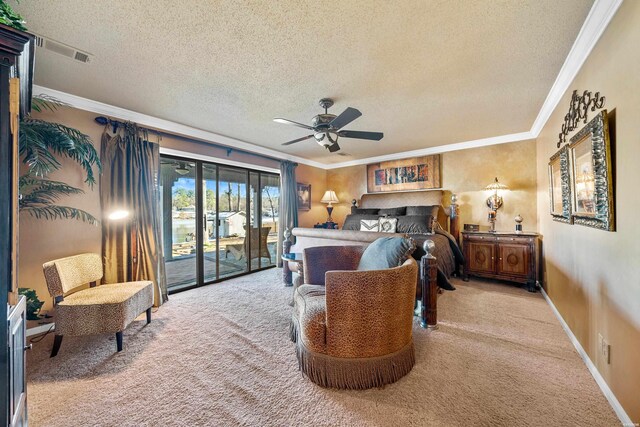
[462,231,541,292]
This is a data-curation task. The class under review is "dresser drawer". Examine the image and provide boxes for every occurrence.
[494,236,534,245]
[464,234,497,243]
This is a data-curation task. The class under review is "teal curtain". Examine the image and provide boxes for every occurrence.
[100,123,168,306]
[277,160,298,267]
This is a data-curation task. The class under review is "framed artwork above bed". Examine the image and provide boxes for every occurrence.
[366,155,441,193]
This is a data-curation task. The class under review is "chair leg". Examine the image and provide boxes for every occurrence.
[146,307,151,324]
[116,331,123,352]
[50,334,63,358]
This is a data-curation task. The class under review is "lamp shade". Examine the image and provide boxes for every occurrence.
[320,190,339,205]
[484,177,509,191]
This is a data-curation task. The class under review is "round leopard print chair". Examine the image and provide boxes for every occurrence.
[291,240,418,389]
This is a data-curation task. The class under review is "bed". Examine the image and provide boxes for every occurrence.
[283,189,462,329]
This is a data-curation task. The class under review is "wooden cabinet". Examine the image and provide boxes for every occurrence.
[1,23,34,427]
[462,231,540,292]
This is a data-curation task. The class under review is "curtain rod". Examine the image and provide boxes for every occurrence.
[94,115,281,163]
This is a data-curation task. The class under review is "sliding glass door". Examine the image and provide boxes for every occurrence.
[160,155,279,291]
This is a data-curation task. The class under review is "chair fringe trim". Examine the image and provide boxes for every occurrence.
[289,315,299,343]
[295,340,415,390]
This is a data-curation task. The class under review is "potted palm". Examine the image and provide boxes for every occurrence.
[19,96,102,223]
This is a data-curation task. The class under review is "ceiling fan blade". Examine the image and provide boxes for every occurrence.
[338,130,384,141]
[281,135,314,146]
[329,107,362,129]
[327,142,341,153]
[273,118,315,131]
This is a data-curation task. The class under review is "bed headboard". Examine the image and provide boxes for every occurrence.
[357,190,460,242]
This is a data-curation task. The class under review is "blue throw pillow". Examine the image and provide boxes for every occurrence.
[357,237,416,271]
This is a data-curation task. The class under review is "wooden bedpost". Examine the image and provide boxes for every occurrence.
[282,228,293,286]
[420,240,438,329]
[449,194,460,244]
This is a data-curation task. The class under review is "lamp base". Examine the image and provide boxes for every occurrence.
[326,206,334,222]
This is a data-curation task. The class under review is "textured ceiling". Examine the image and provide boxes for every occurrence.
[16,0,594,164]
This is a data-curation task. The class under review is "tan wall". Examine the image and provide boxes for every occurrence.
[535,1,640,421]
[295,164,328,227]
[326,139,538,234]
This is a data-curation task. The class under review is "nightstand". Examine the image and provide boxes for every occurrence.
[462,231,541,292]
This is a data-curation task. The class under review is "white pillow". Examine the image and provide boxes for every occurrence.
[360,219,380,232]
[378,217,398,233]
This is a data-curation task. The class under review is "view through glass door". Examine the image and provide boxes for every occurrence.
[160,155,279,291]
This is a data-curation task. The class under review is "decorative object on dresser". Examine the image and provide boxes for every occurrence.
[464,224,480,232]
[568,110,614,231]
[366,154,441,193]
[320,189,339,222]
[484,177,509,233]
[296,183,311,211]
[462,231,540,292]
[514,214,523,233]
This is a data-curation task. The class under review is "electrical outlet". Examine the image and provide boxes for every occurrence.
[598,333,611,364]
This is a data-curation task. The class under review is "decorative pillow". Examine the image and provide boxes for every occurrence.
[406,205,440,217]
[351,207,380,215]
[378,217,398,233]
[378,207,406,216]
[357,237,416,271]
[359,219,380,232]
[343,214,380,231]
[396,215,435,234]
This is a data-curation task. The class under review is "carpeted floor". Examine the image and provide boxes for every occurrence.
[26,269,619,426]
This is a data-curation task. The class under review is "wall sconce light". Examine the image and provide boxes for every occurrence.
[320,190,339,222]
[484,177,509,232]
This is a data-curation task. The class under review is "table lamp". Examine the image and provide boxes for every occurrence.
[320,190,339,222]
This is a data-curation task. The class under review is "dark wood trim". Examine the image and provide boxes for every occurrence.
[1,23,34,427]
[195,161,204,286]
[420,252,438,329]
[50,335,63,358]
[115,332,123,352]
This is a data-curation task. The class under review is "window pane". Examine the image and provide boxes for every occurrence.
[260,173,280,266]
[203,163,217,282]
[219,167,248,278]
[160,159,197,290]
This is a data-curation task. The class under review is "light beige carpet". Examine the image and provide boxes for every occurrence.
[26,269,619,426]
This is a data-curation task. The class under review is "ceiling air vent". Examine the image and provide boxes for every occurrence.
[32,33,93,64]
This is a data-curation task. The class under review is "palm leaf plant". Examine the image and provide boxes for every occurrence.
[19,96,102,224]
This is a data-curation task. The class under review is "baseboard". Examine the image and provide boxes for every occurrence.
[540,288,633,425]
[27,323,55,338]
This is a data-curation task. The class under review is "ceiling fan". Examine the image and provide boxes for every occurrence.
[274,98,383,153]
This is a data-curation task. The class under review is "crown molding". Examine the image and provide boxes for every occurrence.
[323,131,535,169]
[32,0,621,171]
[529,0,623,137]
[32,85,327,170]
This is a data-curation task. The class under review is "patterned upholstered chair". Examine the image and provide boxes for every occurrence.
[291,243,418,389]
[42,253,154,357]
